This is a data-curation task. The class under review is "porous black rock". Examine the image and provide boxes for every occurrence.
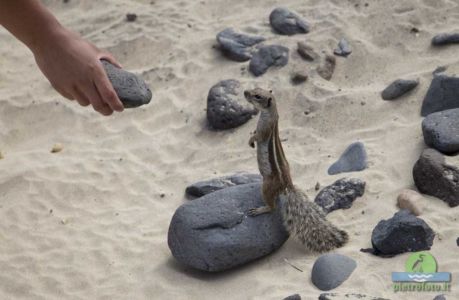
[283,294,301,300]
[432,33,459,46]
[421,75,459,116]
[413,148,459,207]
[185,172,262,198]
[333,38,352,57]
[314,178,366,214]
[101,60,152,108]
[206,79,258,130]
[168,183,288,272]
[319,294,390,300]
[311,254,357,291]
[249,45,289,76]
[216,28,265,62]
[269,7,309,35]
[328,142,368,175]
[381,79,419,100]
[422,108,459,154]
[369,210,435,256]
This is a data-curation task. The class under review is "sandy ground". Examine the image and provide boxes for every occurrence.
[1,0,459,299]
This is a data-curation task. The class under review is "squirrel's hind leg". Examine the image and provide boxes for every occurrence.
[248,179,277,216]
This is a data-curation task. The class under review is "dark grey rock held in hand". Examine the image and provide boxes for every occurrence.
[206,79,258,130]
[319,293,390,300]
[421,75,459,116]
[101,60,152,108]
[311,254,357,291]
[422,108,459,154]
[168,183,288,272]
[314,178,366,214]
[216,28,265,62]
[317,55,336,81]
[185,172,262,198]
[432,33,459,46]
[369,210,434,256]
[412,148,459,207]
[381,79,419,100]
[333,38,352,57]
[269,7,310,35]
[328,142,368,175]
[297,42,319,61]
[249,45,289,76]
[283,294,301,300]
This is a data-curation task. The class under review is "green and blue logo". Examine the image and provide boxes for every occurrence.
[392,252,451,293]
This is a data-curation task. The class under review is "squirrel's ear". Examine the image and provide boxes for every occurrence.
[267,97,272,107]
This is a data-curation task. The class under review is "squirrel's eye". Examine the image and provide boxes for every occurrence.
[255,95,261,100]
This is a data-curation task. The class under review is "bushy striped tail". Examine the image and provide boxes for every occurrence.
[280,187,348,252]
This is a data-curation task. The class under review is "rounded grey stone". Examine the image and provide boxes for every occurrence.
[333,38,352,57]
[311,254,357,291]
[422,108,459,154]
[381,79,419,100]
[216,28,265,62]
[269,7,309,35]
[432,33,459,46]
[371,210,434,256]
[206,79,258,130]
[328,142,368,175]
[101,60,152,108]
[249,45,289,77]
[168,183,288,272]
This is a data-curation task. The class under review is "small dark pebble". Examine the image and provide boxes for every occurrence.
[160,193,166,198]
[410,27,419,34]
[126,13,137,22]
[433,66,447,75]
[283,294,301,300]
[291,71,308,85]
[456,237,459,247]
[432,33,459,46]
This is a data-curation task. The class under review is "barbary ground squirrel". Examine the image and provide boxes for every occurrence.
[244,88,348,252]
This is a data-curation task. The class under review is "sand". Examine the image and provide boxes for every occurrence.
[1,0,458,299]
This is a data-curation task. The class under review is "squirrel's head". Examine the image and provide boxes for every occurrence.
[244,88,274,110]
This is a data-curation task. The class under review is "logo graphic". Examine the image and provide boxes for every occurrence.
[392,251,451,293]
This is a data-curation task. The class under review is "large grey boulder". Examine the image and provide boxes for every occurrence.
[269,7,309,35]
[413,148,459,207]
[206,79,258,130]
[314,178,366,214]
[422,108,459,154]
[311,254,357,291]
[421,75,459,116]
[101,60,152,108]
[249,45,289,76]
[328,142,368,175]
[168,183,288,272]
[216,28,265,62]
[185,172,262,198]
[369,210,434,256]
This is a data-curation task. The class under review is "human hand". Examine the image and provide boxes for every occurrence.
[32,28,124,116]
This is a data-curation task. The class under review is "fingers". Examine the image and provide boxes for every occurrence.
[99,52,122,68]
[84,82,113,116]
[72,86,91,107]
[93,64,124,112]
